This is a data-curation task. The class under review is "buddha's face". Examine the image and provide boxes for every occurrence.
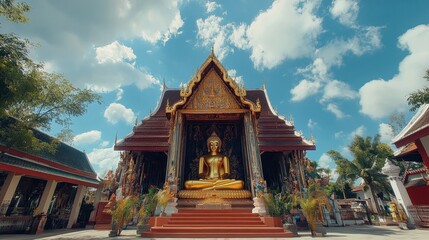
[209,140,220,153]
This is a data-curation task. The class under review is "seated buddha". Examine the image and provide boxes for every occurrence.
[184,132,244,190]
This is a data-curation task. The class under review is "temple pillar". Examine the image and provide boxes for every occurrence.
[244,112,263,197]
[88,187,102,224]
[38,179,57,214]
[166,112,184,193]
[0,172,22,215]
[381,158,415,225]
[33,179,57,234]
[67,184,86,228]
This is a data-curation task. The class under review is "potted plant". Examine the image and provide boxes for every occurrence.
[262,192,298,236]
[136,187,158,234]
[299,182,328,237]
[110,195,138,236]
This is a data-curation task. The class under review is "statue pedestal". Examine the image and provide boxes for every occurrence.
[252,197,267,216]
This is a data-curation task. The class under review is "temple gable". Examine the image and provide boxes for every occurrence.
[184,68,241,111]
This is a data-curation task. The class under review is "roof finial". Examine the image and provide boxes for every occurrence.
[211,45,215,57]
[135,117,138,126]
[290,114,294,125]
[115,132,118,144]
[162,78,166,90]
[310,130,315,144]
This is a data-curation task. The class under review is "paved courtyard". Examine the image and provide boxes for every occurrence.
[0,225,427,240]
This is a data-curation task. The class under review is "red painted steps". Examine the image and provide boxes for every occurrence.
[142,208,293,238]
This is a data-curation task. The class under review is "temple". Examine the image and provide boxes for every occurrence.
[0,117,99,234]
[113,51,315,199]
[111,52,316,237]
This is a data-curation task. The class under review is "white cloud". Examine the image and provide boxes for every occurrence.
[206,1,221,13]
[227,69,244,85]
[73,130,102,145]
[379,123,395,144]
[230,24,249,50]
[1,0,181,93]
[335,131,344,139]
[100,141,110,147]
[290,79,321,101]
[87,146,120,176]
[350,125,366,138]
[326,103,346,119]
[330,0,359,27]
[96,41,136,64]
[104,103,136,125]
[246,0,322,70]
[116,88,124,101]
[308,119,317,129]
[294,27,381,103]
[196,15,232,60]
[359,24,429,119]
[321,80,359,102]
[318,153,333,168]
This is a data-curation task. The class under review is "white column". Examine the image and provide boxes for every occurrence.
[0,172,22,215]
[67,185,86,228]
[381,158,415,224]
[37,180,57,214]
[88,187,102,223]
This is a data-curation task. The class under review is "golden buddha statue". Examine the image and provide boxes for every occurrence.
[184,132,244,190]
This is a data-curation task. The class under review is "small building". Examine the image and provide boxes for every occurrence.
[392,104,429,227]
[0,118,100,234]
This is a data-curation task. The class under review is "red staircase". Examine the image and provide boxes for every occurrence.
[142,208,293,238]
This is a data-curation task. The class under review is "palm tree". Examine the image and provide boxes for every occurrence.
[327,135,393,215]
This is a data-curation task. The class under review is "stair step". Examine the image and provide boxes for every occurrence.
[142,232,294,238]
[168,219,262,223]
[171,213,258,217]
[166,221,266,226]
[178,208,252,213]
[150,226,285,233]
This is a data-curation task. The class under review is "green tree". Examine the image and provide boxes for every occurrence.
[388,112,406,136]
[327,135,394,215]
[408,68,429,111]
[0,0,100,155]
[0,0,30,23]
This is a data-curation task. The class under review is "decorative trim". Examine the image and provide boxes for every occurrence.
[166,52,260,118]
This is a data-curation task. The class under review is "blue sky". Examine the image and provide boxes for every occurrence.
[3,0,429,178]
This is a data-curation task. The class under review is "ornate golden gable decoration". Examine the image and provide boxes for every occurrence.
[166,51,261,118]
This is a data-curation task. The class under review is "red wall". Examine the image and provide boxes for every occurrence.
[407,185,429,205]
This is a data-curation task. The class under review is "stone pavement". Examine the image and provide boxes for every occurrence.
[0,225,427,240]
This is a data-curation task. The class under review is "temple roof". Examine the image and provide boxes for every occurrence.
[116,52,314,153]
[392,104,429,148]
[0,117,99,186]
[394,142,422,162]
[115,86,315,152]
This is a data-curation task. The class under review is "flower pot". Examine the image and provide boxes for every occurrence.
[283,223,298,236]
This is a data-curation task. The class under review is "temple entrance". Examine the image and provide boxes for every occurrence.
[181,120,246,189]
[141,152,167,193]
[261,152,288,192]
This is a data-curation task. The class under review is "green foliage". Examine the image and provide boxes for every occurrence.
[0,4,101,153]
[300,182,328,232]
[324,181,356,199]
[0,0,30,23]
[328,135,394,214]
[263,193,289,217]
[137,186,158,226]
[110,195,139,236]
[408,69,429,111]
